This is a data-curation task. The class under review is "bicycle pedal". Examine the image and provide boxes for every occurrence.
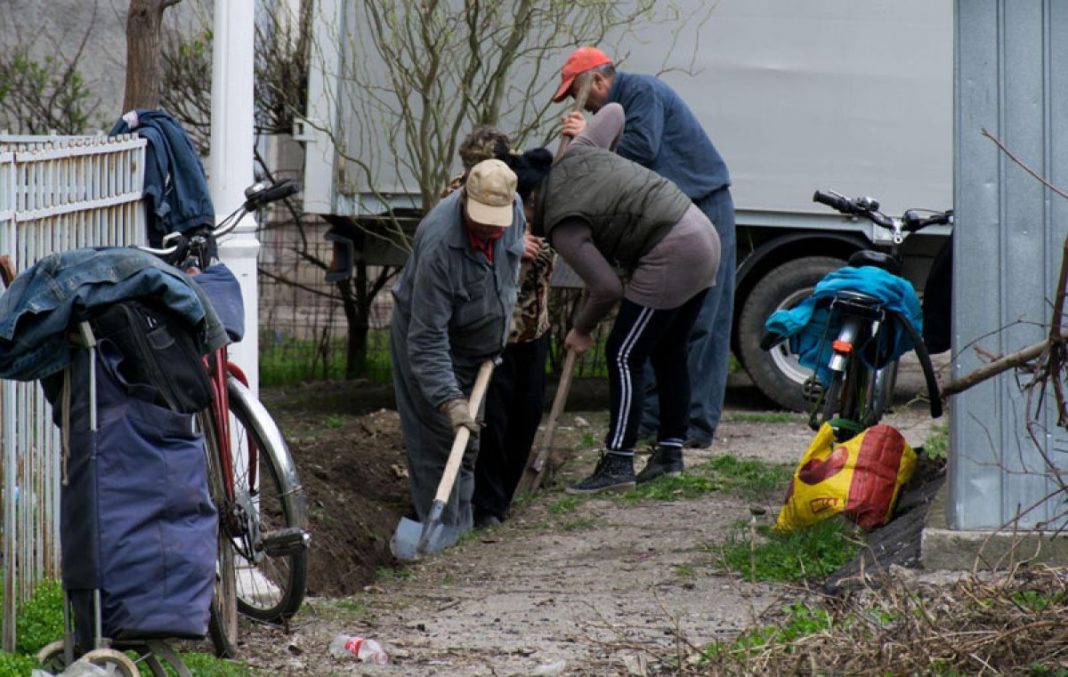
[802,376,824,403]
[259,527,311,556]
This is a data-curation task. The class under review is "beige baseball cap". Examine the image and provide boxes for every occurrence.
[464,159,517,227]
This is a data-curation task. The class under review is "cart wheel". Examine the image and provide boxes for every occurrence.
[36,640,68,672]
[80,648,140,677]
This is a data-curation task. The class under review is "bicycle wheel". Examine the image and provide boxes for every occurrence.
[226,376,309,621]
[199,410,240,658]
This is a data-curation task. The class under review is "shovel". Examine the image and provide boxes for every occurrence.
[391,358,496,560]
[515,73,595,496]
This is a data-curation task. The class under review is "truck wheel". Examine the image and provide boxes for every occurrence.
[738,256,846,411]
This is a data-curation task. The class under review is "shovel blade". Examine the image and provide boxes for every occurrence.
[389,516,462,561]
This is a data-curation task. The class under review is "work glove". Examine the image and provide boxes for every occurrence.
[441,398,479,436]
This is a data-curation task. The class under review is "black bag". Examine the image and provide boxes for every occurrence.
[89,300,213,413]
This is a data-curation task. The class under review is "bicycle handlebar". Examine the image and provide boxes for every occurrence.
[139,179,300,258]
[813,189,952,235]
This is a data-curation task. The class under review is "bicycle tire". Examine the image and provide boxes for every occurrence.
[226,376,309,621]
[200,410,240,658]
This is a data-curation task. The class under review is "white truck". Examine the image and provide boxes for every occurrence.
[300,0,952,411]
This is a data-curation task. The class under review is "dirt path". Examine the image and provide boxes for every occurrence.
[240,389,940,675]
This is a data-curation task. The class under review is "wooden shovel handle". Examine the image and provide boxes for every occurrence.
[517,347,578,496]
[434,359,496,504]
[554,71,594,162]
[0,255,15,288]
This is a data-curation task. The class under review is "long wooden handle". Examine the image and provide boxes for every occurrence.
[554,71,594,162]
[518,347,578,495]
[434,359,496,504]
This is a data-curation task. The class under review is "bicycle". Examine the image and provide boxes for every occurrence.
[140,179,310,657]
[761,190,950,441]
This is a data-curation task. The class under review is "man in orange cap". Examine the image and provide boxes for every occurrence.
[553,46,736,481]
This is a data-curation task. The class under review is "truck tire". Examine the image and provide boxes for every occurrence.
[738,256,846,411]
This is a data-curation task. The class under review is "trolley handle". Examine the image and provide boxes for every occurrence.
[0,255,14,288]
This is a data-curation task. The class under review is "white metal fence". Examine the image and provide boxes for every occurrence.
[0,133,146,651]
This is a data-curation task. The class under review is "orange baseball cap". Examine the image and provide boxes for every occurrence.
[552,47,612,103]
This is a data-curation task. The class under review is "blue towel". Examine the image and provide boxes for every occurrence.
[765,266,923,385]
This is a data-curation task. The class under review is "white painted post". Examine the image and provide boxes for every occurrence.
[211,0,259,397]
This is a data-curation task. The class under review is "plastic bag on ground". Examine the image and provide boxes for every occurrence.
[775,422,916,531]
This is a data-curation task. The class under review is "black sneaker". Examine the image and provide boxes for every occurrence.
[684,437,712,450]
[566,453,636,495]
[474,513,502,530]
[636,446,684,484]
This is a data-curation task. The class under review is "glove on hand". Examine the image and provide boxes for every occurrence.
[441,398,479,436]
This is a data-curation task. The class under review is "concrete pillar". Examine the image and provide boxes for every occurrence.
[211,0,260,397]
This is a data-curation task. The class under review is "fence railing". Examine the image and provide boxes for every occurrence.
[0,133,146,652]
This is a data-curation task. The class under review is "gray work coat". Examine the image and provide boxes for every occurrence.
[390,190,524,531]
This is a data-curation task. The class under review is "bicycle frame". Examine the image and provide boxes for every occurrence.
[138,178,307,656]
[765,190,950,439]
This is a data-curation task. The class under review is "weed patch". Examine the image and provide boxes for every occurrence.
[717,517,861,582]
[701,455,793,500]
[924,422,949,461]
[724,412,807,424]
[618,454,791,503]
[700,602,833,661]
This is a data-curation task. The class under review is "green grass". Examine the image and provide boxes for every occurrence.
[175,653,253,676]
[699,602,833,662]
[724,411,807,424]
[924,422,949,461]
[718,517,862,582]
[0,651,37,676]
[375,564,413,581]
[0,579,245,676]
[1012,589,1066,612]
[701,455,794,500]
[548,496,581,515]
[14,579,63,655]
[259,329,393,386]
[334,598,371,617]
[621,471,724,502]
[618,453,792,503]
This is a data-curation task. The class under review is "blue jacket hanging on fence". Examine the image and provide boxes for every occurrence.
[110,109,216,247]
[765,265,923,386]
[0,247,228,381]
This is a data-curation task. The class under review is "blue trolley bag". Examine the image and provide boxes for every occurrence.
[56,334,217,648]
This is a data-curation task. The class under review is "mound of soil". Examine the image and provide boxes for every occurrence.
[262,381,413,596]
[298,409,412,596]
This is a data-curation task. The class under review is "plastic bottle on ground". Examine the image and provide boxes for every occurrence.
[328,634,389,665]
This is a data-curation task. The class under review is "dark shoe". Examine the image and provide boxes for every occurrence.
[684,437,712,450]
[474,512,502,530]
[636,446,684,484]
[565,453,636,495]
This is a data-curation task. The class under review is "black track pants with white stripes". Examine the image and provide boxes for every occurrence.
[603,289,709,454]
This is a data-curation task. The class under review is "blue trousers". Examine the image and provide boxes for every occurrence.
[640,187,736,445]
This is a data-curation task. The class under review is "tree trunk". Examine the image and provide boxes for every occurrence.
[124,0,180,111]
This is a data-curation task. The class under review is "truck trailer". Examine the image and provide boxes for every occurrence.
[300,0,952,411]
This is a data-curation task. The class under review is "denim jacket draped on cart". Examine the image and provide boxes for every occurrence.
[0,247,228,381]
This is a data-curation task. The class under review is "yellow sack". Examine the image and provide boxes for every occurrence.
[775,422,916,532]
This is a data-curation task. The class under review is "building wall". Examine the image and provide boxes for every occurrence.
[952,0,1068,530]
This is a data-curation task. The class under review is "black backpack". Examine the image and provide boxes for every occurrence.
[89,299,214,413]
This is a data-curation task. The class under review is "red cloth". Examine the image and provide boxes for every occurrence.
[467,227,504,262]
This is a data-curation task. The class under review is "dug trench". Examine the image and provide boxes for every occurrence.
[237,369,943,674]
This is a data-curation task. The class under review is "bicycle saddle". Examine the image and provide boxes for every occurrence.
[848,250,901,275]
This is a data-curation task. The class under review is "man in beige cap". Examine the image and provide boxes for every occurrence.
[390,158,525,537]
